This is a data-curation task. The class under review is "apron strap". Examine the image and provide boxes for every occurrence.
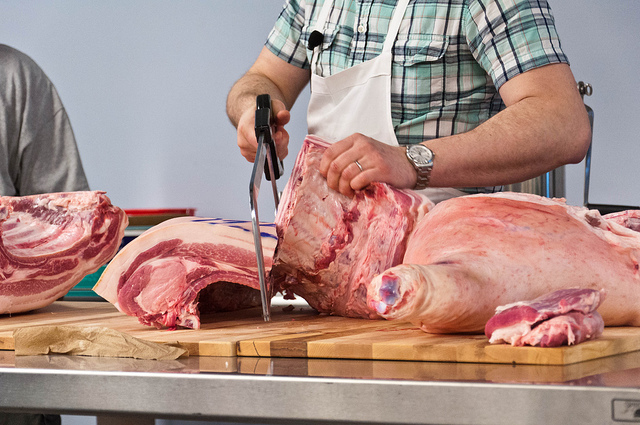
[312,0,411,69]
[312,0,335,35]
[382,0,411,53]
[311,0,335,71]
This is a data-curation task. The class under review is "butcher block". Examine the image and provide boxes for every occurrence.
[0,301,639,366]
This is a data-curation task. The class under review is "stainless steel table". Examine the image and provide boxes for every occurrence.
[1,350,639,424]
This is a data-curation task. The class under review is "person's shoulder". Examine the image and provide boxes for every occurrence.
[0,44,33,65]
[0,44,49,85]
[0,44,45,74]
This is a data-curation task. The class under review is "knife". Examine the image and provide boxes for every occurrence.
[249,94,283,322]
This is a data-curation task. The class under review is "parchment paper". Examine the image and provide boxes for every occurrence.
[13,325,187,360]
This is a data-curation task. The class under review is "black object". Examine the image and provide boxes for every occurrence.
[308,30,324,50]
[254,94,283,181]
[0,413,61,425]
[586,204,640,215]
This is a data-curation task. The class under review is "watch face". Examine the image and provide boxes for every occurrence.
[409,145,433,166]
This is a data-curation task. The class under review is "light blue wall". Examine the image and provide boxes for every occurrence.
[0,0,308,222]
[550,1,640,208]
[0,1,637,222]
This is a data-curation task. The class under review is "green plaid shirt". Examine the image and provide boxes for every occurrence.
[266,0,568,145]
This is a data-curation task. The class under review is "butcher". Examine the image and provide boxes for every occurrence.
[226,0,591,203]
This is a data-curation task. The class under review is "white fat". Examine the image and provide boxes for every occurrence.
[494,301,528,314]
[488,322,532,345]
[566,325,576,345]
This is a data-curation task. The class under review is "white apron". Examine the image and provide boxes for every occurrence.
[306,0,464,203]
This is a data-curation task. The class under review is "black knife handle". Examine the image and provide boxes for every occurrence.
[256,93,272,111]
[255,94,283,181]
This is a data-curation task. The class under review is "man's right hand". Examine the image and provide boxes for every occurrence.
[227,47,309,164]
[236,98,291,163]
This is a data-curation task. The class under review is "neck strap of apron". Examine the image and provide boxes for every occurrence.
[382,0,410,53]
[312,0,411,63]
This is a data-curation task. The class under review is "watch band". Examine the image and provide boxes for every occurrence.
[414,171,431,190]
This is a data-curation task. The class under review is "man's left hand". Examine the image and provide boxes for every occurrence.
[319,133,417,197]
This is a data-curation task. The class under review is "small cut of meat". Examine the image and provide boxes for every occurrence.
[94,217,277,329]
[485,288,605,347]
[0,191,127,314]
[271,135,432,319]
[515,311,604,347]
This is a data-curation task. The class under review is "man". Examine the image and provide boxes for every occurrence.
[0,44,89,425]
[0,44,89,196]
[226,0,591,202]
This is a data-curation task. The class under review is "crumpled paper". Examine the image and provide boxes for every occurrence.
[13,325,188,360]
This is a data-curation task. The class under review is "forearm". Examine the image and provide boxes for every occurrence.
[226,47,310,128]
[226,72,289,128]
[226,48,310,162]
[427,102,590,187]
[425,65,592,188]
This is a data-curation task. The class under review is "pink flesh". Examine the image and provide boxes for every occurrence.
[94,218,277,329]
[0,191,127,314]
[367,193,640,334]
[272,135,432,319]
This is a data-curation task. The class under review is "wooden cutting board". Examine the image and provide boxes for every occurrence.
[0,301,639,365]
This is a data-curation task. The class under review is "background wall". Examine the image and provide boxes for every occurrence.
[0,1,638,223]
[0,0,309,223]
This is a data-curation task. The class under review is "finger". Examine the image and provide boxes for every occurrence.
[319,139,354,177]
[350,168,374,192]
[272,99,288,114]
[273,127,289,160]
[238,130,257,162]
[324,156,348,192]
[327,154,364,194]
[236,108,259,162]
[239,142,256,162]
[337,162,363,197]
[274,108,290,126]
[274,110,290,159]
[270,107,290,160]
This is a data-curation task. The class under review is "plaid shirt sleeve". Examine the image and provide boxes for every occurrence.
[265,0,311,69]
[464,0,568,90]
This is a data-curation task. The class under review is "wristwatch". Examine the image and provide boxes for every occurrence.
[405,144,434,190]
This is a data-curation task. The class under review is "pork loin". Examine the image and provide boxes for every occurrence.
[94,218,277,329]
[271,135,432,319]
[367,192,640,333]
[0,191,127,314]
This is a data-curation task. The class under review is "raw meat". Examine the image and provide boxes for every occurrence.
[0,191,127,314]
[271,135,432,319]
[602,209,640,232]
[93,217,278,329]
[367,192,640,333]
[485,288,605,346]
[515,311,604,347]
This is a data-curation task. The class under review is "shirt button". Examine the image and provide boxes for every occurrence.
[358,24,366,33]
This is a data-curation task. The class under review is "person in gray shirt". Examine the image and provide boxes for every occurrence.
[0,44,89,196]
[0,44,90,425]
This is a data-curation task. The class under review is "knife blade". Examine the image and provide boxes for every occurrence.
[249,94,283,322]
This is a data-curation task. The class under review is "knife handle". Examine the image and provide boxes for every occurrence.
[255,94,283,181]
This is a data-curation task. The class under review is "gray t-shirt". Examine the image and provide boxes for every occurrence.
[0,44,89,196]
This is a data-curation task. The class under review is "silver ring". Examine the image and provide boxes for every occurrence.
[354,160,364,172]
